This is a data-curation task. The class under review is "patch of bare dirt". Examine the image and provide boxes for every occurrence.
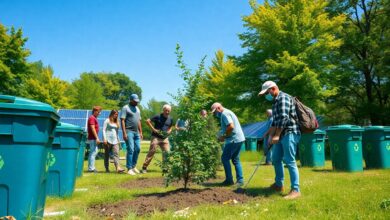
[120,177,183,189]
[88,187,252,218]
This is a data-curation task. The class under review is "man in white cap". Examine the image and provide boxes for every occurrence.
[121,94,143,175]
[258,81,301,199]
[211,102,245,186]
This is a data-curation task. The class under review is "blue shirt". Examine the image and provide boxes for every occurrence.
[219,108,245,144]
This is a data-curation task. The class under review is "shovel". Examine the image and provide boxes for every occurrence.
[236,143,273,193]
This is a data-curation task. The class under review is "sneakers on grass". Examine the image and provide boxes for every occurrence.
[284,190,301,200]
[269,183,284,192]
[132,167,140,174]
[127,169,136,175]
[140,168,147,174]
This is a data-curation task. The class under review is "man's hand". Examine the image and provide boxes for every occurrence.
[140,133,143,140]
[96,139,101,145]
[103,140,107,145]
[218,135,225,142]
[271,135,279,144]
[123,133,128,141]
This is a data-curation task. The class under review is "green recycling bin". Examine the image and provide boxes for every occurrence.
[363,126,390,169]
[0,95,59,219]
[46,122,83,197]
[246,138,257,151]
[240,141,246,152]
[76,131,87,177]
[298,130,326,167]
[326,125,364,172]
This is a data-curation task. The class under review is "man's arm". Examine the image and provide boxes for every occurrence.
[91,124,100,144]
[138,120,143,139]
[121,119,127,141]
[218,123,234,142]
[146,118,158,133]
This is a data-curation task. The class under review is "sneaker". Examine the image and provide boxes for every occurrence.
[105,169,110,173]
[236,181,244,187]
[269,183,284,192]
[284,190,301,199]
[117,169,125,173]
[132,167,140,174]
[87,169,98,173]
[219,180,234,186]
[140,168,147,174]
[127,169,136,175]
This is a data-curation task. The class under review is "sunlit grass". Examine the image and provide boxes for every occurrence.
[44,142,390,219]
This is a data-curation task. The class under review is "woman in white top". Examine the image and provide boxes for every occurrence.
[103,110,124,173]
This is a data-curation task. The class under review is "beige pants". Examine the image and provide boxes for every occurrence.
[104,143,120,170]
[142,136,170,168]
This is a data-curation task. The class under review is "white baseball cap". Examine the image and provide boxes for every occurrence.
[210,102,222,113]
[258,81,277,95]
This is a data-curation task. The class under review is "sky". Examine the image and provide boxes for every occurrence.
[0,0,255,105]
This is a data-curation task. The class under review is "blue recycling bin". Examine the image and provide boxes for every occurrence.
[76,131,87,178]
[246,138,258,151]
[327,125,364,172]
[0,95,59,219]
[46,122,83,197]
[363,126,390,169]
[298,129,326,167]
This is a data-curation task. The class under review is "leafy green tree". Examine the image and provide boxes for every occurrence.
[197,50,255,123]
[23,61,71,109]
[236,0,345,117]
[87,72,142,109]
[67,73,105,109]
[160,44,220,189]
[0,23,31,96]
[327,0,390,125]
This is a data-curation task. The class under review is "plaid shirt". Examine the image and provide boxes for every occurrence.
[271,91,300,136]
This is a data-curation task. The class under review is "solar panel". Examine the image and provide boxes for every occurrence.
[58,109,125,142]
[242,121,268,139]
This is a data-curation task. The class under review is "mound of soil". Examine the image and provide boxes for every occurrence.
[120,177,183,189]
[88,187,252,218]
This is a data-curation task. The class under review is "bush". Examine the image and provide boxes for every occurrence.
[159,44,220,189]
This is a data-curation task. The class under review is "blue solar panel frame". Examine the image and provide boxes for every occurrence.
[58,109,125,142]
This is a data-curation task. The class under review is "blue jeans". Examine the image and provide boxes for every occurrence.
[125,131,141,169]
[88,140,99,171]
[263,136,273,164]
[272,133,301,191]
[221,141,244,183]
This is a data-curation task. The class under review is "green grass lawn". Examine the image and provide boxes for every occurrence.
[44,142,390,219]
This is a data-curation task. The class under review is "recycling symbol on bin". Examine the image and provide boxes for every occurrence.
[317,144,322,152]
[354,143,359,152]
[386,143,390,151]
[0,155,4,170]
[48,152,56,167]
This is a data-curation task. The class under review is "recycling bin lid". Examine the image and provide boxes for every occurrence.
[326,124,363,131]
[364,126,390,131]
[55,122,83,133]
[313,129,326,134]
[0,95,58,113]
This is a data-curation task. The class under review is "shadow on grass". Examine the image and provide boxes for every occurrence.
[235,186,279,198]
[311,168,333,172]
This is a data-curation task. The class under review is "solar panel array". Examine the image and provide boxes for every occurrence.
[58,109,125,141]
[242,121,268,139]
[242,115,326,140]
